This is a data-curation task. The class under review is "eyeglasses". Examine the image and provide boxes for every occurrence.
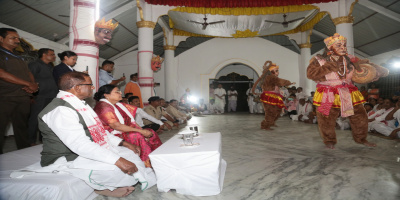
[77,84,94,86]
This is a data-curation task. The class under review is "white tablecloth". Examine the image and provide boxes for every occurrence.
[149,132,226,196]
[0,145,97,200]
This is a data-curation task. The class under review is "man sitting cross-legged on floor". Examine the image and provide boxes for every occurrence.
[143,96,179,130]
[370,99,399,139]
[38,72,156,197]
[128,96,170,133]
[166,99,190,124]
[291,96,313,122]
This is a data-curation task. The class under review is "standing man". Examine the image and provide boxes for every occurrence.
[214,83,226,114]
[0,28,39,153]
[124,73,143,108]
[246,83,256,113]
[99,60,125,87]
[27,48,58,145]
[227,86,238,112]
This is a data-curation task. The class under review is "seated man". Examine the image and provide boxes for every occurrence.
[39,72,156,197]
[304,105,317,124]
[291,97,312,121]
[369,99,397,137]
[128,96,170,133]
[285,94,298,119]
[166,99,190,124]
[371,99,400,139]
[143,96,178,130]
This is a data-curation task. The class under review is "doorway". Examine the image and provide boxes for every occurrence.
[210,63,259,112]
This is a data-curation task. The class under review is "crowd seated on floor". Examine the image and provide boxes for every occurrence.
[279,85,400,139]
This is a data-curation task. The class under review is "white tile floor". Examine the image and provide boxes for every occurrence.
[3,113,400,200]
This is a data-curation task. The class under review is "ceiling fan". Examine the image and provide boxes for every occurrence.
[187,15,225,30]
[264,14,305,28]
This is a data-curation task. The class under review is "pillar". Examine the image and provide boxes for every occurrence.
[137,21,155,106]
[164,45,177,100]
[333,16,355,55]
[69,0,99,88]
[298,30,315,95]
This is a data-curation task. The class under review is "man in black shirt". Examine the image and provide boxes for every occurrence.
[28,48,58,145]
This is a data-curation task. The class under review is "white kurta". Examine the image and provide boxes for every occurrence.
[135,107,163,127]
[370,109,400,137]
[214,88,226,113]
[291,103,313,121]
[12,104,157,191]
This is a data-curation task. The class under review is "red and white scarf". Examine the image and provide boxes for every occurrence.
[57,91,110,148]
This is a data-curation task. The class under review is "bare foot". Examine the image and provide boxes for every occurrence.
[325,142,335,149]
[362,141,377,147]
[262,127,274,131]
[95,186,135,197]
[389,130,399,139]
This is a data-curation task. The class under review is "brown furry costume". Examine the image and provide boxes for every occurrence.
[307,33,388,147]
[253,61,292,130]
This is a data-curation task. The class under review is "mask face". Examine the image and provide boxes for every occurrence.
[288,98,293,101]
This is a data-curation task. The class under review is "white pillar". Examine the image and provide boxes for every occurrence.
[137,21,155,106]
[164,45,177,100]
[334,17,355,55]
[299,45,314,95]
[69,0,99,88]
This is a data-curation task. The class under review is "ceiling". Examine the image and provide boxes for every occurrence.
[0,0,399,60]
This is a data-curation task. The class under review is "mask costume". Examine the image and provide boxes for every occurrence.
[151,55,164,72]
[252,61,293,130]
[307,33,389,149]
[94,18,119,45]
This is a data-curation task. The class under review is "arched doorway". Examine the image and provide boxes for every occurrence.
[210,63,259,112]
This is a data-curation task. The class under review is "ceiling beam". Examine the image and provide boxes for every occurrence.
[109,31,165,60]
[312,30,371,58]
[358,0,400,23]
[57,1,137,45]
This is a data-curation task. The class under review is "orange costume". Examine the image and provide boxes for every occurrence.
[125,81,143,108]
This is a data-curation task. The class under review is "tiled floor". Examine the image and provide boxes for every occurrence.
[3,113,400,200]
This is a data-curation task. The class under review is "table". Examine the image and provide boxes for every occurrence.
[0,145,97,200]
[149,132,226,196]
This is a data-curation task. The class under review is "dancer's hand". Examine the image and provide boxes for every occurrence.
[291,82,296,85]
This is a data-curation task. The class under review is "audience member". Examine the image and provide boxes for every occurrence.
[286,94,298,118]
[246,84,257,113]
[214,83,226,114]
[39,72,156,197]
[128,96,167,133]
[295,87,304,99]
[197,99,209,114]
[369,99,396,137]
[53,51,77,84]
[167,99,190,123]
[27,48,58,145]
[99,60,125,87]
[0,28,38,153]
[304,105,317,124]
[308,91,315,103]
[227,86,238,112]
[291,97,312,122]
[143,96,178,130]
[367,83,379,100]
[93,84,162,167]
[124,73,143,108]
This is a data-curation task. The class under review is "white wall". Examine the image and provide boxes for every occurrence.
[174,37,300,101]
[0,22,69,63]
[113,37,300,101]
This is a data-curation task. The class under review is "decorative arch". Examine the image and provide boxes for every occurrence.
[200,58,263,101]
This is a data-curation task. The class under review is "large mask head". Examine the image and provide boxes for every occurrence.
[94,18,118,45]
[324,33,347,56]
[151,55,164,72]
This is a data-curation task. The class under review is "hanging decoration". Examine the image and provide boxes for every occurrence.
[94,18,119,45]
[151,55,164,72]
